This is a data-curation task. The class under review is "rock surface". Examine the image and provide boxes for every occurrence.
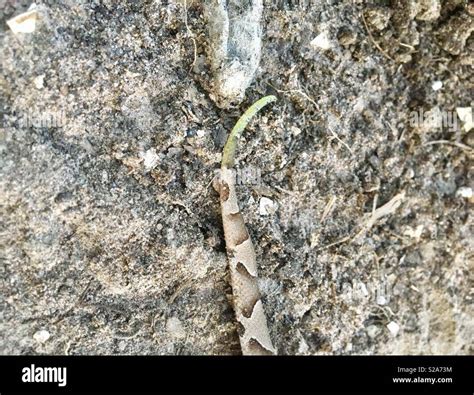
[1,0,472,355]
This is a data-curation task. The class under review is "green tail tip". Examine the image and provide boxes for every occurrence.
[221,95,277,169]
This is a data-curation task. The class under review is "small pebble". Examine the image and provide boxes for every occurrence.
[376,295,387,306]
[456,186,472,199]
[456,107,473,132]
[7,4,38,34]
[259,197,277,216]
[290,126,302,136]
[386,321,400,336]
[118,341,127,352]
[311,31,332,50]
[141,148,158,172]
[297,337,309,354]
[403,225,424,240]
[166,317,186,339]
[33,329,50,343]
[33,75,44,89]
[431,80,442,91]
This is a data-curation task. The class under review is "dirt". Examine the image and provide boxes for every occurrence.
[1,0,472,355]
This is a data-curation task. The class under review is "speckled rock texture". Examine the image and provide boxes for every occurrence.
[1,0,472,355]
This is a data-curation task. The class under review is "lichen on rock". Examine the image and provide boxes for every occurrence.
[204,0,263,107]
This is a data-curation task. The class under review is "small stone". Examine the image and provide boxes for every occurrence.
[376,295,387,306]
[290,126,302,136]
[403,225,424,241]
[118,341,127,352]
[431,80,442,91]
[196,129,205,138]
[33,75,44,89]
[33,329,50,343]
[405,168,415,179]
[7,4,38,34]
[259,197,277,216]
[311,30,332,50]
[297,336,309,354]
[101,170,108,182]
[386,321,400,336]
[456,186,472,199]
[456,107,473,132]
[166,317,186,339]
[141,148,159,172]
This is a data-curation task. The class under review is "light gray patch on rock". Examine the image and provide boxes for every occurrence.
[204,0,263,107]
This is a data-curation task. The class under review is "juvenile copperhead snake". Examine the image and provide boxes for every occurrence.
[214,96,277,355]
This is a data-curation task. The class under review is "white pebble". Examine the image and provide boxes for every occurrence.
[7,4,38,34]
[386,321,400,336]
[141,148,159,172]
[456,107,473,132]
[33,75,44,89]
[196,129,205,138]
[290,126,302,136]
[376,295,387,306]
[431,81,442,91]
[311,31,333,50]
[259,197,277,216]
[166,317,186,339]
[33,329,50,343]
[403,225,424,240]
[297,337,309,354]
[118,341,127,352]
[456,186,472,199]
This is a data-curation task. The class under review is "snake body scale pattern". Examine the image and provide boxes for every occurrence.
[215,95,277,355]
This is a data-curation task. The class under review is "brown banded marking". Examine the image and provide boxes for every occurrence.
[234,261,261,318]
[247,338,274,356]
[218,167,275,355]
[225,212,250,247]
[232,238,257,276]
[238,300,276,355]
